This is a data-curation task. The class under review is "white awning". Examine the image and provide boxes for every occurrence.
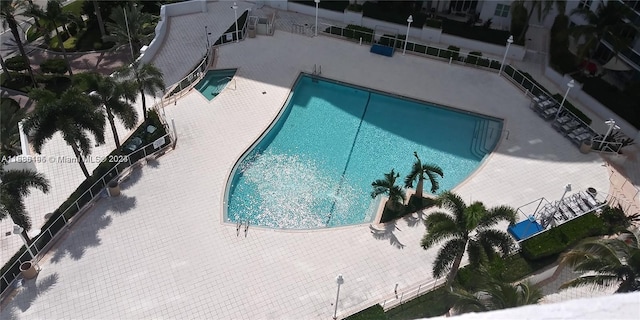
[602,57,632,71]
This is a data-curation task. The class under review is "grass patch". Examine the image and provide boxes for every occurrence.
[385,286,450,320]
[62,0,85,16]
[521,213,607,260]
[345,304,387,320]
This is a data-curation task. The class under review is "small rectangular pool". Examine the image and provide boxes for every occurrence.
[194,69,237,100]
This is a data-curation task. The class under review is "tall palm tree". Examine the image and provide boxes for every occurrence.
[23,88,106,178]
[1,0,37,87]
[421,191,516,288]
[1,98,26,160]
[559,231,640,293]
[84,73,138,148]
[404,151,443,198]
[570,1,640,62]
[27,0,73,76]
[92,0,105,37]
[371,169,405,212]
[115,62,165,120]
[103,4,154,62]
[515,0,566,43]
[450,280,542,314]
[0,166,50,242]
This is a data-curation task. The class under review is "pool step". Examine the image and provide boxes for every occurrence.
[470,119,497,159]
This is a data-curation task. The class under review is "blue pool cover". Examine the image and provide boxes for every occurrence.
[508,218,544,241]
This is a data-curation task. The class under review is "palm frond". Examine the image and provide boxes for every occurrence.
[477,229,514,257]
[478,205,517,229]
[421,212,459,249]
[559,274,620,290]
[432,238,466,279]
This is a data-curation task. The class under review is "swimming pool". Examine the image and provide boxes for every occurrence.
[194,69,237,100]
[225,75,502,229]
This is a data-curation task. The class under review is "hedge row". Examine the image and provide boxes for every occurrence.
[441,18,518,46]
[324,25,374,43]
[520,213,607,260]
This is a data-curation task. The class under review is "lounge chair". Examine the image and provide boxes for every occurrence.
[580,191,598,208]
[541,107,559,120]
[571,133,592,146]
[560,120,580,134]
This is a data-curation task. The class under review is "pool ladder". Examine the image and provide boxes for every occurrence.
[312,64,322,76]
[217,76,236,90]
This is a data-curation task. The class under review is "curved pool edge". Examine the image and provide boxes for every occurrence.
[222,73,505,230]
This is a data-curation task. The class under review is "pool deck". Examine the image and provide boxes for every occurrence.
[0,6,624,320]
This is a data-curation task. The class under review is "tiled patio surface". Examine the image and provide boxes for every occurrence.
[0,3,627,319]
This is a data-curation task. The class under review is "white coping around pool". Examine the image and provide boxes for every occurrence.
[0,32,610,319]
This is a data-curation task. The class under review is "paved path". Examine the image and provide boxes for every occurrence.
[24,46,130,76]
[0,27,611,319]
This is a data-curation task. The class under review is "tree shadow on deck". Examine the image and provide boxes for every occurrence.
[369,221,406,249]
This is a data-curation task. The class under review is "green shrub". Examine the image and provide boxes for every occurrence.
[600,205,631,234]
[442,18,517,46]
[345,304,386,320]
[466,51,482,65]
[425,18,442,29]
[324,25,374,43]
[346,3,363,12]
[447,45,460,60]
[521,213,607,260]
[385,287,451,319]
[40,58,69,75]
[551,93,591,125]
[5,55,29,72]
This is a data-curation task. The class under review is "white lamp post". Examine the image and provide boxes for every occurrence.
[332,274,344,320]
[403,15,413,55]
[232,2,239,43]
[13,225,36,259]
[560,184,572,201]
[204,25,211,51]
[315,0,320,37]
[600,119,620,149]
[498,35,513,75]
[556,80,575,118]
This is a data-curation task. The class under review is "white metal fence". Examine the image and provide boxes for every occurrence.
[1,129,174,296]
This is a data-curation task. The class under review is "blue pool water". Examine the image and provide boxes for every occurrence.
[226,75,502,229]
[194,69,237,100]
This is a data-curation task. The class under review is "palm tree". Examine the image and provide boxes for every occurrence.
[103,4,154,62]
[23,88,106,178]
[84,73,138,148]
[0,166,50,242]
[421,191,516,288]
[1,0,37,87]
[450,280,542,314]
[115,62,165,120]
[570,1,640,62]
[1,98,26,160]
[27,0,74,76]
[404,151,443,199]
[371,169,406,212]
[92,0,105,37]
[515,0,566,43]
[559,231,640,293]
